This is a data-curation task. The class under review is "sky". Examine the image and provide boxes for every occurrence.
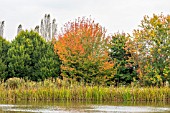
[0,0,170,40]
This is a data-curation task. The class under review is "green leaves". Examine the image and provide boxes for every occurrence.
[131,14,170,86]
[1,14,169,87]
[0,36,10,79]
[7,30,60,81]
[109,33,138,86]
[54,17,113,85]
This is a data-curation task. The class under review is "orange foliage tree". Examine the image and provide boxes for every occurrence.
[54,17,115,85]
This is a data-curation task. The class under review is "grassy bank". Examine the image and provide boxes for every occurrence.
[0,78,169,102]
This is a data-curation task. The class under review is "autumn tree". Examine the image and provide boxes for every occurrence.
[129,14,170,86]
[7,30,61,81]
[54,17,114,85]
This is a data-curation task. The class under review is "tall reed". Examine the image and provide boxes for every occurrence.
[0,78,169,102]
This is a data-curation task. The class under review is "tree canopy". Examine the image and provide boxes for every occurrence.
[7,30,61,81]
[54,17,114,85]
[109,33,138,86]
[128,14,170,86]
[0,14,169,87]
[0,36,10,79]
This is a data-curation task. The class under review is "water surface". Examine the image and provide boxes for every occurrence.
[0,101,169,113]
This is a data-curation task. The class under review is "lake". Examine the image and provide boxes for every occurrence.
[0,100,170,113]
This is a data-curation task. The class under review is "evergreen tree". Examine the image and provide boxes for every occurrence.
[110,33,137,86]
[0,36,10,80]
[7,30,61,81]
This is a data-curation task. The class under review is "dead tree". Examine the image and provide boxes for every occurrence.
[38,14,57,41]
[34,25,40,33]
[17,24,22,34]
[0,21,4,37]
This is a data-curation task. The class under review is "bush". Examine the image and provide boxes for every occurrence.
[5,77,25,89]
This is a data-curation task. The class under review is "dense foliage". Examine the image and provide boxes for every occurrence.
[0,36,10,80]
[109,33,138,86]
[0,14,169,87]
[54,17,114,85]
[128,14,170,86]
[7,30,61,81]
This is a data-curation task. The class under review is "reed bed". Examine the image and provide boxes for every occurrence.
[0,78,169,102]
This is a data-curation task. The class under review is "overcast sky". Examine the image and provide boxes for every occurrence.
[0,0,170,40]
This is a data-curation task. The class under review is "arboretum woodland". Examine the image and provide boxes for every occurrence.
[0,14,170,87]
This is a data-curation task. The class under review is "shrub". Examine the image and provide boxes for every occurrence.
[5,77,25,89]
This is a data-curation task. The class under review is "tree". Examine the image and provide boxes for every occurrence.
[54,17,114,85]
[129,14,170,86]
[0,21,4,37]
[109,33,138,86]
[17,24,23,35]
[7,30,61,81]
[0,36,10,80]
[38,14,57,41]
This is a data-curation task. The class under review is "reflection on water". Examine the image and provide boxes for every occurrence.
[0,101,170,113]
[91,106,170,112]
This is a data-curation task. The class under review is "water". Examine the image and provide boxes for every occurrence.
[0,101,169,113]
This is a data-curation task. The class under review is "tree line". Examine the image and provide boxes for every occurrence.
[0,14,170,86]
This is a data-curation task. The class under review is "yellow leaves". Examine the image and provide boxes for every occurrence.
[163,66,170,78]
[167,15,170,22]
[102,62,114,70]
[150,17,156,26]
[130,49,137,54]
[131,14,170,80]
[150,30,155,37]
[150,48,154,53]
[87,55,94,61]
[156,74,161,79]
[157,49,161,53]
[61,65,74,71]
[150,14,165,28]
